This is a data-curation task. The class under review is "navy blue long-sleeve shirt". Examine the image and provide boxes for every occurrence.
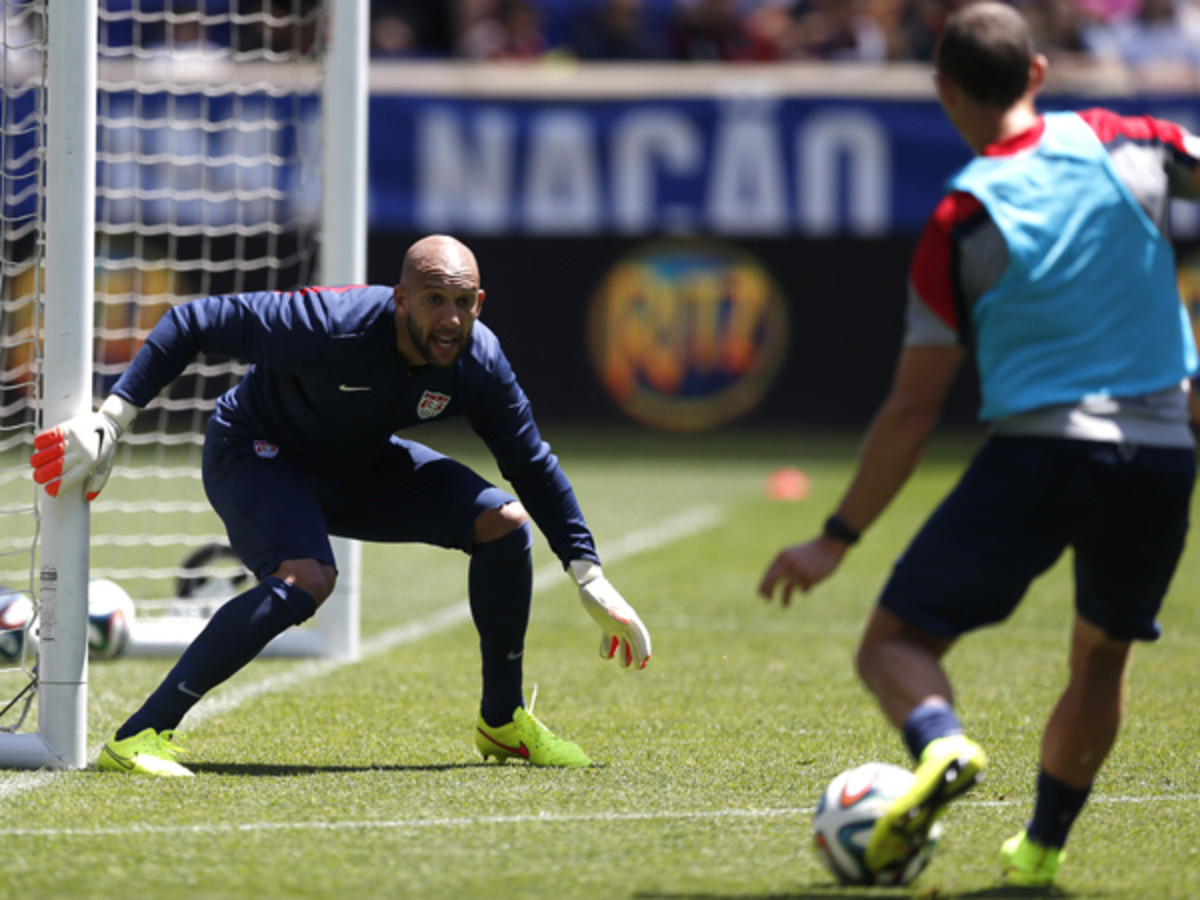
[112,285,598,566]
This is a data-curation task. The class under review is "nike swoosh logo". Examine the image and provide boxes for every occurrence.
[338,384,371,392]
[839,773,875,808]
[476,728,530,759]
[101,744,135,771]
[177,681,203,699]
[94,427,106,454]
[102,748,137,777]
[506,649,524,661]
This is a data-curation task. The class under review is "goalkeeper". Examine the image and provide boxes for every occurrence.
[31,234,651,776]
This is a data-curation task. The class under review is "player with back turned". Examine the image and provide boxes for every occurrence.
[759,3,1200,888]
[31,234,651,776]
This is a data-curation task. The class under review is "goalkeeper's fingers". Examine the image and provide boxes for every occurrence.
[30,430,65,494]
[83,465,114,503]
[30,428,87,498]
[601,634,620,662]
[597,612,651,670]
[600,634,644,669]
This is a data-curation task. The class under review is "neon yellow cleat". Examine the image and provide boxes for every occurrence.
[98,728,194,777]
[865,734,987,872]
[1001,829,1065,887]
[475,706,592,768]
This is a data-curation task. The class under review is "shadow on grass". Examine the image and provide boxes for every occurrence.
[957,889,1074,898]
[187,760,498,776]
[635,886,1074,900]
[185,760,613,776]
[635,891,907,900]
[636,893,850,900]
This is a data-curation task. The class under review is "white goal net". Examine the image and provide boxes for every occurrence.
[92,0,325,646]
[0,0,365,765]
[0,0,45,737]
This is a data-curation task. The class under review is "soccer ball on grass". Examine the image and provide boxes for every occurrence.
[0,587,36,664]
[812,761,942,886]
[88,578,135,660]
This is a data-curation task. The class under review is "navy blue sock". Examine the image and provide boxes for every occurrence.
[902,699,963,762]
[1027,768,1092,848]
[469,523,533,728]
[115,577,316,739]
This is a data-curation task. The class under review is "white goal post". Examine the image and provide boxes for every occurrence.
[0,0,94,771]
[0,0,367,770]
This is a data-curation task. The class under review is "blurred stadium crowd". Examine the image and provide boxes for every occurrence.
[375,0,1200,77]
[72,1,1200,75]
[0,0,1177,92]
[6,0,1200,90]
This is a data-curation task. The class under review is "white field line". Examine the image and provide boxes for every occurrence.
[0,504,723,799]
[2,793,1199,839]
[193,502,723,722]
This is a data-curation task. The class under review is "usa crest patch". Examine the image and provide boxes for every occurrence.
[254,440,280,459]
[417,390,451,420]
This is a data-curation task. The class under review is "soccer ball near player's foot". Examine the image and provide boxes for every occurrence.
[812,762,941,886]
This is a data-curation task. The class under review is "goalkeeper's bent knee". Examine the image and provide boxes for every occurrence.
[471,520,533,563]
[261,576,318,625]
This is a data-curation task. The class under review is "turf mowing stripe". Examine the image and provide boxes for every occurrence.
[0,807,814,837]
[3,793,1200,838]
[0,504,722,798]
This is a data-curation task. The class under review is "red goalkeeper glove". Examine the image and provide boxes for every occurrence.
[31,394,138,501]
[570,560,652,670]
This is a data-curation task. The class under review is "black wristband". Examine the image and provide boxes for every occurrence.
[823,514,861,546]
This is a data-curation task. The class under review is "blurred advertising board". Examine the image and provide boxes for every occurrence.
[368,233,982,430]
[367,63,1200,240]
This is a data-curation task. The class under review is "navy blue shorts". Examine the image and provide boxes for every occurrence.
[202,427,516,579]
[879,436,1194,642]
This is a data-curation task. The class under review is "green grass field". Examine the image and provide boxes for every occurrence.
[3,426,1200,899]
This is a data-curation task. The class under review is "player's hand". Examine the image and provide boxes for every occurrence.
[758,537,846,607]
[30,395,138,501]
[570,560,651,670]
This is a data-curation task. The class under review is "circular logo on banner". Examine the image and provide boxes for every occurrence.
[587,239,789,431]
